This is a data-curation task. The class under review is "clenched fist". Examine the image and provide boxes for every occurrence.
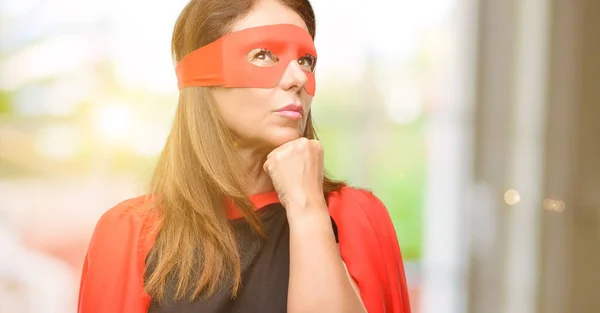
[263,137,327,220]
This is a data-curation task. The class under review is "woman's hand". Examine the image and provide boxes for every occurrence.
[264,138,367,313]
[263,137,327,220]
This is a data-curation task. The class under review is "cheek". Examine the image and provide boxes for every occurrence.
[211,88,273,134]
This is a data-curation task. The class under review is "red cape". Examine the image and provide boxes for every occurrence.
[78,187,411,313]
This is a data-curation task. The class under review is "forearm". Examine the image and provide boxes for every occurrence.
[287,206,366,313]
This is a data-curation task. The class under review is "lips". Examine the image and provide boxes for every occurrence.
[276,104,304,116]
[275,104,304,120]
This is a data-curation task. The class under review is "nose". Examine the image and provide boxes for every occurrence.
[278,60,308,93]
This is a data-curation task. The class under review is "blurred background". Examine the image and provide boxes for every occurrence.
[0,0,598,312]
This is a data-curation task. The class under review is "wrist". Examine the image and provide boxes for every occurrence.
[283,190,326,211]
[286,205,331,230]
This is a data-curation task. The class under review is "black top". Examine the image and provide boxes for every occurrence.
[146,203,338,313]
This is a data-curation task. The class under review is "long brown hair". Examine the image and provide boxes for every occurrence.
[145,0,345,303]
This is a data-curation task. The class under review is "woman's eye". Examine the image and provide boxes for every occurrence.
[246,48,279,66]
[255,51,271,60]
[298,54,317,73]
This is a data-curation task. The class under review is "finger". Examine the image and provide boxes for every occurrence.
[266,149,275,162]
[262,160,271,174]
[273,149,286,161]
[293,137,309,149]
[296,137,309,144]
[280,137,304,150]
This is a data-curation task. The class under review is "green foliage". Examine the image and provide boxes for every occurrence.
[0,91,13,116]
[318,117,426,261]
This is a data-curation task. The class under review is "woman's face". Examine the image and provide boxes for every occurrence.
[211,0,314,150]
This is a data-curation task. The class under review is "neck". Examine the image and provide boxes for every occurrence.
[237,146,274,196]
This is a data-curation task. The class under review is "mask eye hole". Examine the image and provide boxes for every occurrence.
[298,54,317,73]
[246,48,279,67]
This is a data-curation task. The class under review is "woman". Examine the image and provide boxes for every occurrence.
[77,0,411,312]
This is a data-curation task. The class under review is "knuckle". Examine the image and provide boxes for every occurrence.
[266,152,275,161]
[297,137,308,145]
[274,151,285,160]
[297,138,309,149]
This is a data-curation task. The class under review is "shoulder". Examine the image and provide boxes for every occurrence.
[329,186,385,204]
[79,196,157,312]
[90,195,154,237]
[328,188,411,312]
[328,186,392,225]
[329,187,410,313]
[87,195,158,258]
[94,195,154,226]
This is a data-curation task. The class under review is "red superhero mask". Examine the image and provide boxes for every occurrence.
[175,24,317,95]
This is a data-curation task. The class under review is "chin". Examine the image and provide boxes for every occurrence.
[264,128,303,147]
